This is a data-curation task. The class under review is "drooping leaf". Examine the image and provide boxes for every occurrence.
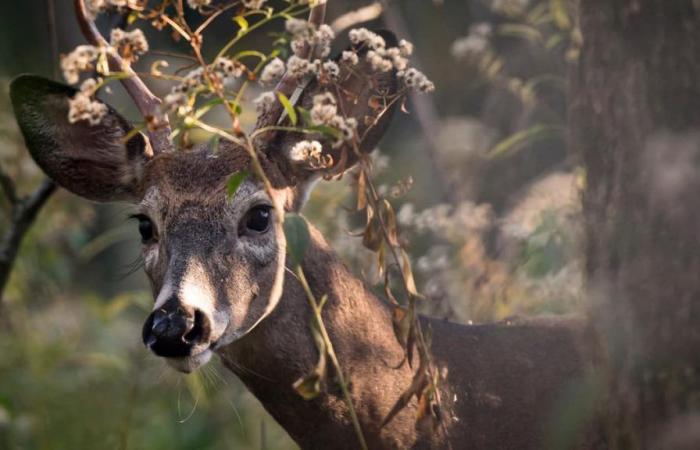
[277,92,297,126]
[284,213,310,267]
[226,170,248,199]
[549,0,571,30]
[293,372,323,400]
[400,249,418,297]
[382,200,400,247]
[293,314,328,400]
[381,367,428,428]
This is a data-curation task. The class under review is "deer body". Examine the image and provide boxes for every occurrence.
[221,223,599,449]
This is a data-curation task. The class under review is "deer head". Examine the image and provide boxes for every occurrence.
[11,30,398,373]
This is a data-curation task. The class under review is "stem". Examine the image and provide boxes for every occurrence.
[294,266,368,450]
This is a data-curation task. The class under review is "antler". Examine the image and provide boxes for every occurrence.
[74,0,172,154]
[254,1,327,132]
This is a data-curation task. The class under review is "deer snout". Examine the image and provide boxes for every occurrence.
[142,299,212,358]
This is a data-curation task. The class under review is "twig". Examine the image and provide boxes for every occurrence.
[294,266,369,450]
[0,180,57,300]
[0,168,18,205]
[330,2,383,34]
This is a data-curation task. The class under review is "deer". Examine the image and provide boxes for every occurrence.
[9,1,602,449]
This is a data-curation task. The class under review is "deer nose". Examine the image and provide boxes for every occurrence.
[142,301,211,358]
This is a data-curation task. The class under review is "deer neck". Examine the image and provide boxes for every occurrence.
[216,224,421,448]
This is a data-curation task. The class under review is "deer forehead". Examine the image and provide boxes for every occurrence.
[138,145,289,213]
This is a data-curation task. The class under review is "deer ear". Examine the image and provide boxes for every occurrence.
[10,75,152,202]
[270,30,400,187]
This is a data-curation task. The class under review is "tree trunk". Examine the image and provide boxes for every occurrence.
[570,1,700,448]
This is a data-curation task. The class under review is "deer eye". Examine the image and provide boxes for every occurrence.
[132,214,156,244]
[242,205,272,235]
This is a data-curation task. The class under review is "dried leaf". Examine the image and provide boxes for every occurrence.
[362,216,383,252]
[381,367,427,428]
[400,249,418,297]
[293,372,323,400]
[293,316,327,400]
[356,170,367,211]
[382,200,400,247]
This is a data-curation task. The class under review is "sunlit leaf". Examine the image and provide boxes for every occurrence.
[487,124,563,159]
[497,23,543,43]
[284,213,310,267]
[226,170,248,199]
[233,15,249,34]
[550,0,571,30]
[400,249,418,297]
[277,92,297,126]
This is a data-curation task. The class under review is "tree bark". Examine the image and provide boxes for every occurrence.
[570,1,700,448]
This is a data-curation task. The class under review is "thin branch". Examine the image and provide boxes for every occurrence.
[0,168,18,205]
[0,180,57,301]
[294,266,369,450]
[330,2,383,34]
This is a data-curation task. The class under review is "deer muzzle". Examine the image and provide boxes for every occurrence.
[142,298,212,358]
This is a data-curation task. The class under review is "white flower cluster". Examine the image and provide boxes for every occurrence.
[241,0,267,9]
[399,68,435,93]
[162,57,244,116]
[110,28,149,62]
[450,23,492,61]
[259,57,285,86]
[186,0,211,11]
[398,201,493,240]
[310,92,357,146]
[280,18,339,83]
[347,28,434,93]
[61,45,99,85]
[85,0,140,19]
[254,91,276,115]
[60,29,149,84]
[286,18,335,59]
[68,78,108,125]
[288,140,332,169]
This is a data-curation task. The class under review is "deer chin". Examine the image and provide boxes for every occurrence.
[165,348,213,373]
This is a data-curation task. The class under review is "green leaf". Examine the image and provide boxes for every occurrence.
[487,124,563,159]
[310,124,342,140]
[226,170,248,199]
[549,0,571,30]
[497,23,543,43]
[277,92,297,126]
[284,213,310,267]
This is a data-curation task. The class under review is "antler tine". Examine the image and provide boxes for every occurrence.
[74,0,172,154]
[255,1,327,133]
